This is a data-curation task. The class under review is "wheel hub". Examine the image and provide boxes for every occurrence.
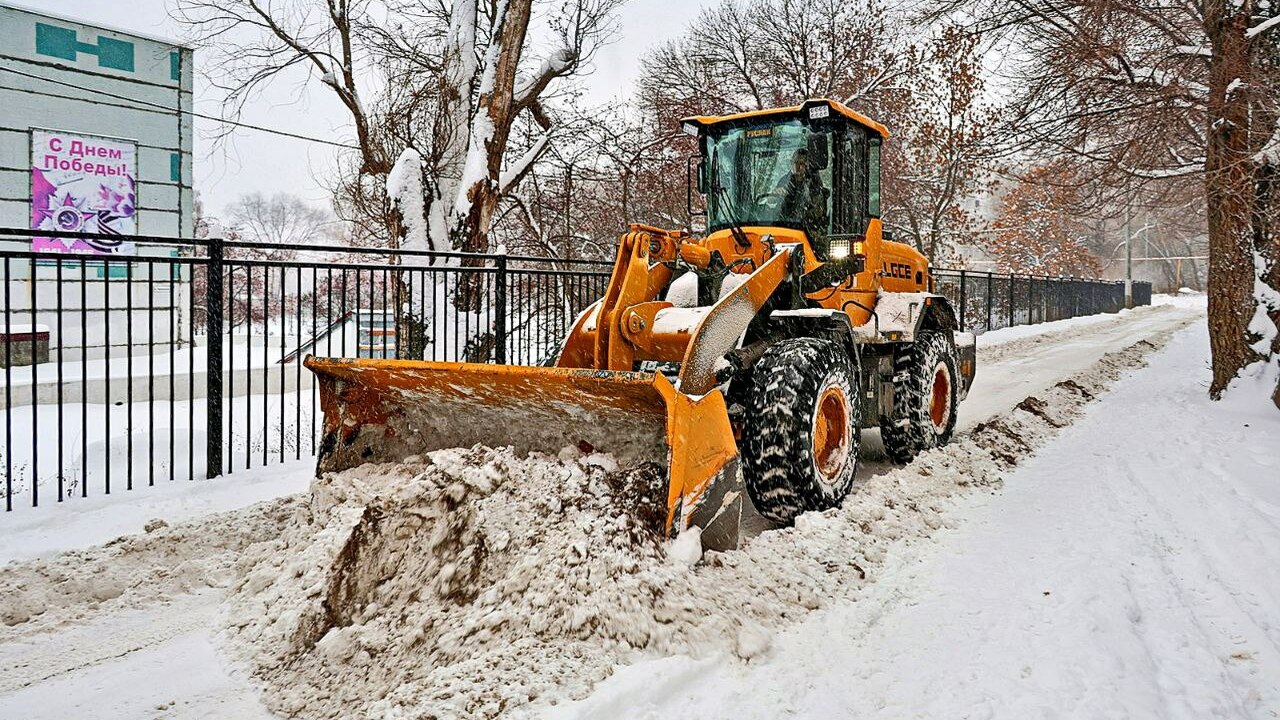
[929,362,952,431]
[813,386,850,481]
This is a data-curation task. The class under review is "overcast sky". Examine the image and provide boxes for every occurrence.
[31,0,711,217]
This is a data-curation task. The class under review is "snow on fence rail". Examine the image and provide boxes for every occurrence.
[0,227,1148,514]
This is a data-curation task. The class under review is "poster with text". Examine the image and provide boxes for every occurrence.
[30,129,138,255]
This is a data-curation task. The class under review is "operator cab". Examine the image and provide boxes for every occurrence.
[682,99,888,261]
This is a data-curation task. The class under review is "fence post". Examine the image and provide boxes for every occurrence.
[1028,275,1035,324]
[986,272,993,330]
[957,269,967,331]
[494,254,507,364]
[205,235,224,479]
[1008,274,1015,327]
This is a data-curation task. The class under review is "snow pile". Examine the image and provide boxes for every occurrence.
[224,448,677,719]
[224,333,1173,719]
[0,498,301,632]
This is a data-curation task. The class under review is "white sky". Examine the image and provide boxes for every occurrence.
[29,0,710,219]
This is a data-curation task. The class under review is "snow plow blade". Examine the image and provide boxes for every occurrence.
[304,357,747,549]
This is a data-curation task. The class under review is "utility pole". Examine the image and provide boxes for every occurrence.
[1124,200,1133,308]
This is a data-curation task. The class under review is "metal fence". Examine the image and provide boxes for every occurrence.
[0,227,1149,513]
[931,269,1147,332]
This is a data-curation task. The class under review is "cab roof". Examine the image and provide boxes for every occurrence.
[680,98,890,139]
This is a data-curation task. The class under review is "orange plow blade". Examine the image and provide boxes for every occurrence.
[304,357,748,549]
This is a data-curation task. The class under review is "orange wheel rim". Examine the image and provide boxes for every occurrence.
[813,386,850,480]
[930,363,951,429]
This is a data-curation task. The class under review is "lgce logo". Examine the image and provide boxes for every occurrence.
[884,261,913,280]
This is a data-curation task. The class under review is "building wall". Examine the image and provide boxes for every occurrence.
[0,2,193,244]
[0,3,195,358]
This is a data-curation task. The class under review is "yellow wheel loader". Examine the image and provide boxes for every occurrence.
[306,99,976,549]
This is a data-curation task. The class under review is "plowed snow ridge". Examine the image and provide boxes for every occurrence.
[219,320,1193,719]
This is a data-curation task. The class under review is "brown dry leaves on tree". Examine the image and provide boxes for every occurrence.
[986,163,1102,277]
[929,0,1280,403]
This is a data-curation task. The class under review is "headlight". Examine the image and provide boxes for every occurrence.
[682,121,700,136]
[808,104,830,120]
[829,238,850,259]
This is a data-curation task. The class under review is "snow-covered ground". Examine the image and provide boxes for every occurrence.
[0,459,314,563]
[547,303,1280,720]
[6,296,1278,719]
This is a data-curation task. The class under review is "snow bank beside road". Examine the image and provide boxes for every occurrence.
[552,319,1280,720]
[225,327,1189,719]
[0,498,300,633]
[976,293,1201,348]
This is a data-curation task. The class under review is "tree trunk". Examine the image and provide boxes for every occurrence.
[1257,160,1280,409]
[1204,4,1267,398]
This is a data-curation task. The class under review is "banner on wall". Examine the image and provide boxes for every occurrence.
[30,129,138,255]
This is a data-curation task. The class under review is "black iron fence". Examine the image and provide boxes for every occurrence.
[931,269,1147,332]
[0,227,1149,513]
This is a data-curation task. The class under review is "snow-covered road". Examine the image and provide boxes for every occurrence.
[8,297,1276,720]
[960,299,1200,427]
[548,308,1280,720]
[0,594,271,719]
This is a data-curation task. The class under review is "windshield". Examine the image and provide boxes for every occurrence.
[705,119,833,237]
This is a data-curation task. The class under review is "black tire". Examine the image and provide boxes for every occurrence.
[741,338,860,524]
[880,330,959,464]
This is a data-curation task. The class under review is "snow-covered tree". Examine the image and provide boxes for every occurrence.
[927,0,1280,406]
[177,0,624,360]
[176,0,621,253]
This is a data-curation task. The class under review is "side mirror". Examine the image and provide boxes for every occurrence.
[687,155,706,218]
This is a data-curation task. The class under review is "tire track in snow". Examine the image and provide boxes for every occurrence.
[0,593,218,693]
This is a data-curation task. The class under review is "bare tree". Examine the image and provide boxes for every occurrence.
[225,192,333,258]
[639,0,915,119]
[493,103,689,261]
[926,0,1280,406]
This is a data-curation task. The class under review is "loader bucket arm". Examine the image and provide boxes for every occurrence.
[304,239,799,549]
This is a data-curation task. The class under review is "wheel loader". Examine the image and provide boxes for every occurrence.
[305,98,976,550]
